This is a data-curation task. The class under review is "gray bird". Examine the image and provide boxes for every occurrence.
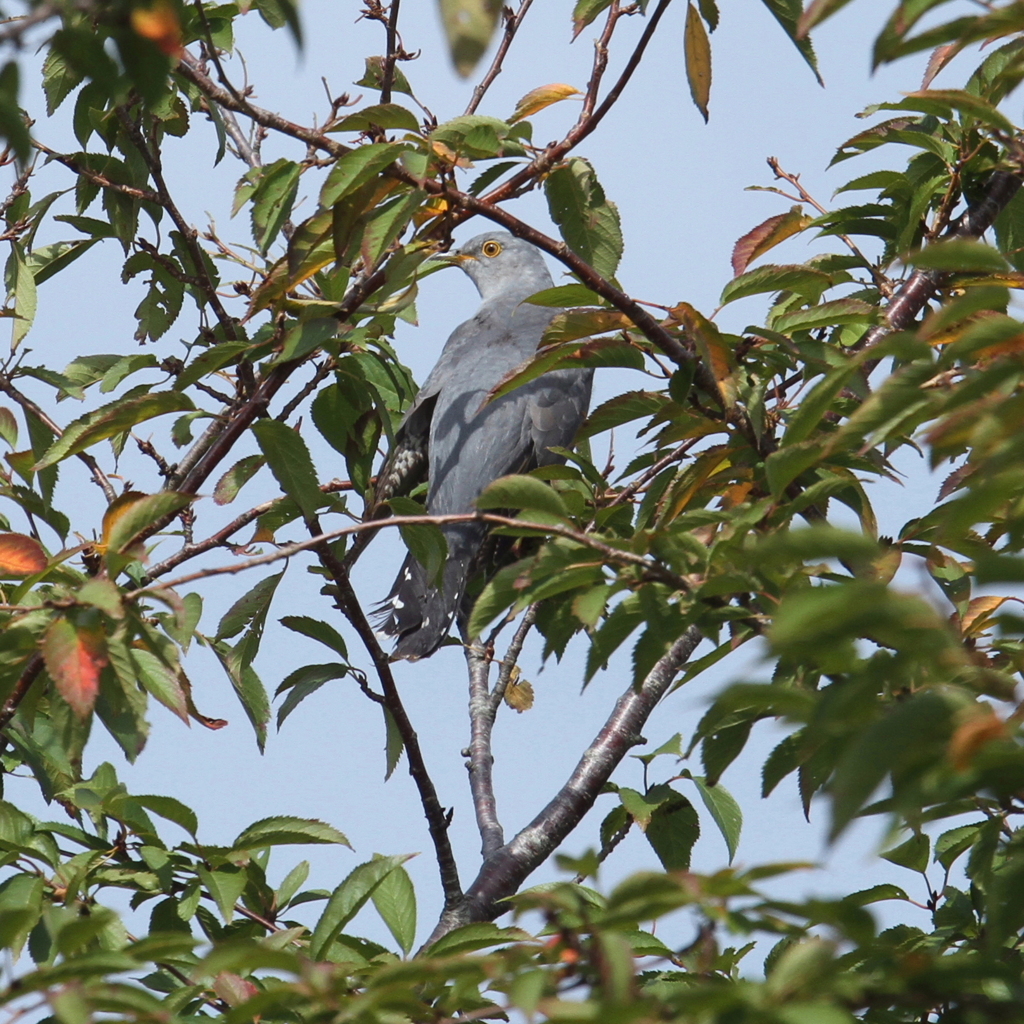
[375,231,593,661]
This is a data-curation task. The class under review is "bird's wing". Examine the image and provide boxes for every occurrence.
[523,367,595,468]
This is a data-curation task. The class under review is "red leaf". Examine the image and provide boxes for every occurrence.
[0,532,47,576]
[42,617,107,718]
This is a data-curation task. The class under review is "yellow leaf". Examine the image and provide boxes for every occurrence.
[99,491,150,554]
[504,669,534,713]
[961,595,1016,637]
[684,4,712,123]
[509,83,582,124]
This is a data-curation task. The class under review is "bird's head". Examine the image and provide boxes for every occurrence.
[432,231,553,302]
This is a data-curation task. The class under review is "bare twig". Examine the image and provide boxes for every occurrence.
[276,360,334,423]
[143,479,353,581]
[380,0,402,104]
[0,374,116,502]
[309,523,463,910]
[423,627,702,945]
[464,0,536,116]
[0,4,56,45]
[491,605,537,714]
[767,157,889,294]
[134,511,691,595]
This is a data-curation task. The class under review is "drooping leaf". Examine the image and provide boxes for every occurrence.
[43,616,107,718]
[684,3,712,122]
[509,83,581,123]
[545,157,623,279]
[251,419,325,521]
[438,0,504,76]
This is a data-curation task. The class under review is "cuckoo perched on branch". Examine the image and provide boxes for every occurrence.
[374,231,593,661]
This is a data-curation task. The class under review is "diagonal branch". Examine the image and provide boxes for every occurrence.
[309,523,463,910]
[855,168,1024,353]
[464,0,536,116]
[423,626,702,945]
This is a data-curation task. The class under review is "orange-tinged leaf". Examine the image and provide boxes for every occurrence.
[731,206,812,276]
[509,83,581,124]
[948,709,1007,770]
[961,595,1016,637]
[130,0,183,56]
[0,532,47,575]
[42,617,107,718]
[922,42,965,89]
[671,302,737,408]
[684,3,712,123]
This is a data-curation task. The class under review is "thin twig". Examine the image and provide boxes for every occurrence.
[276,360,334,423]
[0,654,44,755]
[464,0,536,116]
[766,157,889,294]
[380,0,402,105]
[133,511,691,595]
[0,374,116,502]
[309,522,463,910]
[33,142,162,204]
[0,4,57,46]
[143,479,353,582]
[491,605,537,714]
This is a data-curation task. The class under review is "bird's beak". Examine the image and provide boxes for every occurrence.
[428,250,476,268]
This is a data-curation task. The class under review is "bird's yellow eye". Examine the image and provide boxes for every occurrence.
[481,240,503,258]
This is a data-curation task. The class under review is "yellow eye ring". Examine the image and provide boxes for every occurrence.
[481,240,503,258]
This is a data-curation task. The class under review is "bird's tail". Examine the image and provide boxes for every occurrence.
[376,524,482,661]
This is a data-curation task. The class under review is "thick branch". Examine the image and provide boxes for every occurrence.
[424,626,702,944]
[463,641,503,858]
[855,168,1024,352]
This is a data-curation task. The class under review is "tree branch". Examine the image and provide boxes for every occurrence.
[308,524,463,910]
[463,639,503,858]
[464,0,536,116]
[134,511,691,595]
[380,0,401,105]
[0,374,116,502]
[424,626,702,945]
[855,167,1024,353]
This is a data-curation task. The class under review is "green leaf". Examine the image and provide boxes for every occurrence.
[545,157,623,279]
[881,832,930,873]
[320,143,409,207]
[524,283,605,307]
[644,789,700,871]
[279,615,348,658]
[310,854,412,959]
[173,341,251,392]
[371,862,416,955]
[6,243,36,349]
[759,0,822,84]
[42,46,84,115]
[231,815,351,852]
[251,419,324,521]
[438,0,504,76]
[130,648,188,723]
[686,774,743,862]
[33,392,195,470]
[276,663,349,726]
[133,794,198,837]
[214,455,266,506]
[330,104,420,133]
[383,706,404,781]
[907,238,1008,273]
[102,491,194,555]
[475,473,570,520]
[572,0,613,38]
[721,263,834,304]
[197,865,247,923]
[355,55,413,96]
[249,159,302,254]
[426,922,532,956]
[216,572,284,643]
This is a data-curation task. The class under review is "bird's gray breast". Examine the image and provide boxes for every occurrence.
[426,299,592,516]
